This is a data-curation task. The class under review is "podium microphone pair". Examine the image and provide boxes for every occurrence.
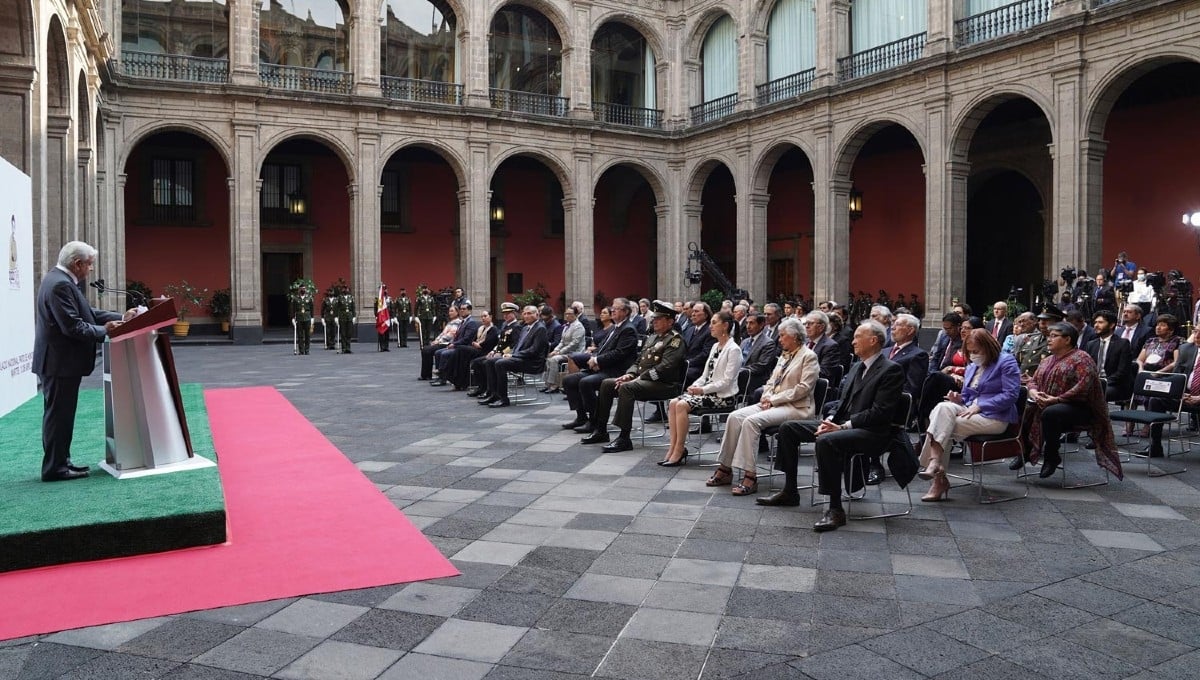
[90,278,148,306]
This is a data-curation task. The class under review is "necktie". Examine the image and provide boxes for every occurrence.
[889,345,899,360]
[741,337,752,362]
[1097,339,1108,378]
[992,320,1001,338]
[1189,360,1200,396]
[1123,326,1134,340]
[808,341,816,350]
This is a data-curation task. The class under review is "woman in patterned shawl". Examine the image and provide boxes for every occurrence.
[1017,321,1123,480]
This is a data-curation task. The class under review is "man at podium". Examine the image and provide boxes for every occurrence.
[33,241,137,482]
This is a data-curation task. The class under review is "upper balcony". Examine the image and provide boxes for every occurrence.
[955,0,1053,46]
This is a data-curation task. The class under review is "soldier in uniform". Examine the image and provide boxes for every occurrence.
[392,287,413,347]
[581,301,686,453]
[320,284,337,350]
[467,302,523,397]
[333,280,355,353]
[375,283,391,352]
[1014,304,1059,382]
[290,279,315,355]
[416,284,436,346]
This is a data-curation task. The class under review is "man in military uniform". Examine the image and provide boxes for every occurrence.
[334,280,355,353]
[290,280,315,355]
[582,301,686,453]
[320,284,337,350]
[1015,304,1060,382]
[467,302,523,397]
[392,287,413,347]
[416,284,436,346]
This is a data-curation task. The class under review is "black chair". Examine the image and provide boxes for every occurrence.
[955,386,1030,504]
[1109,371,1188,477]
[759,378,829,487]
[633,360,689,446]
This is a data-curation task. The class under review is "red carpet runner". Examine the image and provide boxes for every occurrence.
[0,386,457,640]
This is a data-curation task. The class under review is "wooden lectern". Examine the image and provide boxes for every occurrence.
[100,298,214,479]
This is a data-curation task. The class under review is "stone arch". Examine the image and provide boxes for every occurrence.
[1085,50,1200,139]
[685,155,739,204]
[589,12,667,67]
[0,0,34,59]
[751,139,817,194]
[832,114,927,178]
[685,6,740,62]
[119,120,233,175]
[949,86,1055,161]
[592,157,666,206]
[46,16,68,113]
[750,0,785,34]
[967,162,1046,207]
[258,129,356,183]
[378,139,466,188]
[488,146,573,198]
[487,0,572,49]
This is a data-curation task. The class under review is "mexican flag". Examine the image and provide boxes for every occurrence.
[375,284,390,334]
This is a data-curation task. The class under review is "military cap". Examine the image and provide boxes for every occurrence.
[500,302,520,313]
[1036,304,1063,320]
[650,300,677,319]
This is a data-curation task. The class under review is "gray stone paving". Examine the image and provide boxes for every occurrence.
[8,344,1200,679]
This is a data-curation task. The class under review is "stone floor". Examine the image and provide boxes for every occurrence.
[5,343,1200,679]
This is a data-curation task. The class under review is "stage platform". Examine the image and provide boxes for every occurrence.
[0,384,226,572]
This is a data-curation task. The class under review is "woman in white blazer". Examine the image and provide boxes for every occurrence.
[705,318,819,496]
[542,307,586,392]
[659,311,744,465]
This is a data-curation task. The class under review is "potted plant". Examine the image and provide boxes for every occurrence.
[209,287,232,333]
[162,280,209,337]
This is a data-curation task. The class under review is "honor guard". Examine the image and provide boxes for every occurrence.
[289,279,316,355]
[333,280,355,353]
[375,283,392,352]
[320,284,338,350]
[392,287,413,347]
[416,284,436,346]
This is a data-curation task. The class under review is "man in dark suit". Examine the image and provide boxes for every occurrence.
[762,320,904,533]
[33,241,132,482]
[988,301,1014,343]
[741,313,780,395]
[430,303,479,386]
[467,303,523,397]
[682,302,715,385]
[444,310,500,390]
[1087,310,1134,403]
[1066,309,1098,350]
[1116,303,1152,355]
[1146,326,1200,456]
[928,312,963,375]
[561,298,639,429]
[885,313,930,404]
[802,311,844,382]
[481,306,548,408]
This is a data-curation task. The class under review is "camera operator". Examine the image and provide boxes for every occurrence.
[1111,251,1137,286]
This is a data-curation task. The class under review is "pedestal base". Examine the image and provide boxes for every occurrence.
[100,454,217,480]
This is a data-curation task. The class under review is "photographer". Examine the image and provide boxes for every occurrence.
[1111,251,1137,286]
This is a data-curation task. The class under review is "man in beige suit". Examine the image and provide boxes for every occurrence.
[704,318,820,497]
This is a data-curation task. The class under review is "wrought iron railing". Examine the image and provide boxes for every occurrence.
[380,76,463,106]
[120,51,229,83]
[592,102,663,129]
[755,68,817,106]
[690,93,738,126]
[488,88,569,117]
[259,63,352,94]
[837,32,927,81]
[954,0,1051,46]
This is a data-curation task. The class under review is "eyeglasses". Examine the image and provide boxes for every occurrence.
[1047,332,1065,338]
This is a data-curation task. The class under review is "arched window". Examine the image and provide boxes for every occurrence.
[701,15,736,102]
[489,5,562,95]
[380,0,457,82]
[121,0,227,57]
[591,22,655,110]
[767,0,816,81]
[259,0,348,70]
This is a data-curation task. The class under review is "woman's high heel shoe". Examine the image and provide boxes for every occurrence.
[658,448,689,467]
[921,472,950,502]
[917,463,942,481]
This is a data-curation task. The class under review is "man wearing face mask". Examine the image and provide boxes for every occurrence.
[1127,268,1157,317]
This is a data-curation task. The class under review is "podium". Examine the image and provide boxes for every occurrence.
[100,298,215,479]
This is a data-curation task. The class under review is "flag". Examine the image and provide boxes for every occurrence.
[375,284,390,334]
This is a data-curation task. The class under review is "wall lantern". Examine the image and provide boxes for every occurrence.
[848,188,864,221]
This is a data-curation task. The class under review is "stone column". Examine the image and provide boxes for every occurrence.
[568,1,592,117]
[1080,136,1107,273]
[816,0,851,88]
[654,203,674,300]
[811,123,847,302]
[941,159,971,320]
[665,13,688,128]
[1049,63,1084,278]
[742,191,770,301]
[113,173,128,294]
[926,0,953,56]
[97,117,122,288]
[352,129,380,341]
[924,97,959,321]
[0,64,34,174]
[682,203,703,301]
[77,147,93,246]
[351,8,380,96]
[1051,0,1088,20]
[463,6,489,107]
[230,123,263,343]
[229,0,259,87]
[565,150,594,306]
[44,115,71,269]
[744,31,766,110]
[462,140,491,309]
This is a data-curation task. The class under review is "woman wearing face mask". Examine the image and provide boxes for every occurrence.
[917,329,1021,501]
[1127,268,1157,316]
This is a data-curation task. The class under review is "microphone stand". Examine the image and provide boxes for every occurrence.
[90,279,148,306]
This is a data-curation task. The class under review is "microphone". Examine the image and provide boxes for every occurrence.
[90,278,147,305]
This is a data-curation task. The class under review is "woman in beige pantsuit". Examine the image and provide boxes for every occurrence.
[706,318,820,496]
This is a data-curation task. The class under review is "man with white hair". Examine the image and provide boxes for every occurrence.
[870,305,894,345]
[33,241,136,481]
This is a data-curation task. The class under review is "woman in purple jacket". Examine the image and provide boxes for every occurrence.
[917,329,1021,501]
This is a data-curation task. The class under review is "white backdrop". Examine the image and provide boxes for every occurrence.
[0,157,36,417]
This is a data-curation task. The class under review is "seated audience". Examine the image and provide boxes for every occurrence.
[542,306,586,393]
[802,311,844,382]
[740,313,781,395]
[466,303,522,396]
[659,311,743,465]
[1145,325,1200,457]
[561,298,639,430]
[479,306,548,408]
[1086,310,1134,403]
[419,305,462,380]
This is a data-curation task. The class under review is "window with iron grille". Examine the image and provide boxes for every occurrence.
[380,169,413,232]
[150,158,196,222]
[261,162,304,224]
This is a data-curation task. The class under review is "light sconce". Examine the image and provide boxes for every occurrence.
[288,192,307,216]
[848,188,864,221]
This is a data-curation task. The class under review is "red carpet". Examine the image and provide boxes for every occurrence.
[0,386,458,640]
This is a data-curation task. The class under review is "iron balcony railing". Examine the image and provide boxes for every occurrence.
[755,68,817,106]
[380,76,463,106]
[837,32,927,81]
[489,88,569,117]
[592,102,663,129]
[690,92,738,126]
[259,63,352,95]
[120,51,229,83]
[955,0,1052,46]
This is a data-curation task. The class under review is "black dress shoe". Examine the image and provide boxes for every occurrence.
[66,463,90,473]
[562,415,589,430]
[479,397,501,406]
[418,376,429,381]
[813,508,847,532]
[601,437,633,453]
[43,469,88,482]
[643,411,664,424]
[1008,456,1026,471]
[581,431,610,445]
[573,424,595,434]
[866,464,886,486]
[756,490,800,506]
[1039,453,1062,478]
[429,380,447,387]
[488,400,511,408]
[466,388,483,397]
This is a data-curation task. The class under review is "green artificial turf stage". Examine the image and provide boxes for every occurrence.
[0,384,227,571]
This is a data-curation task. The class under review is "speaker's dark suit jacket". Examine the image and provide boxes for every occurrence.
[33,267,122,478]
[1086,335,1135,402]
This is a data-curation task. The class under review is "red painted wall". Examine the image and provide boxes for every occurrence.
[1102,95,1200,274]
[493,165,565,304]
[593,179,655,304]
[262,154,351,293]
[381,157,458,291]
[848,145,925,298]
[123,142,230,315]
[767,158,815,299]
